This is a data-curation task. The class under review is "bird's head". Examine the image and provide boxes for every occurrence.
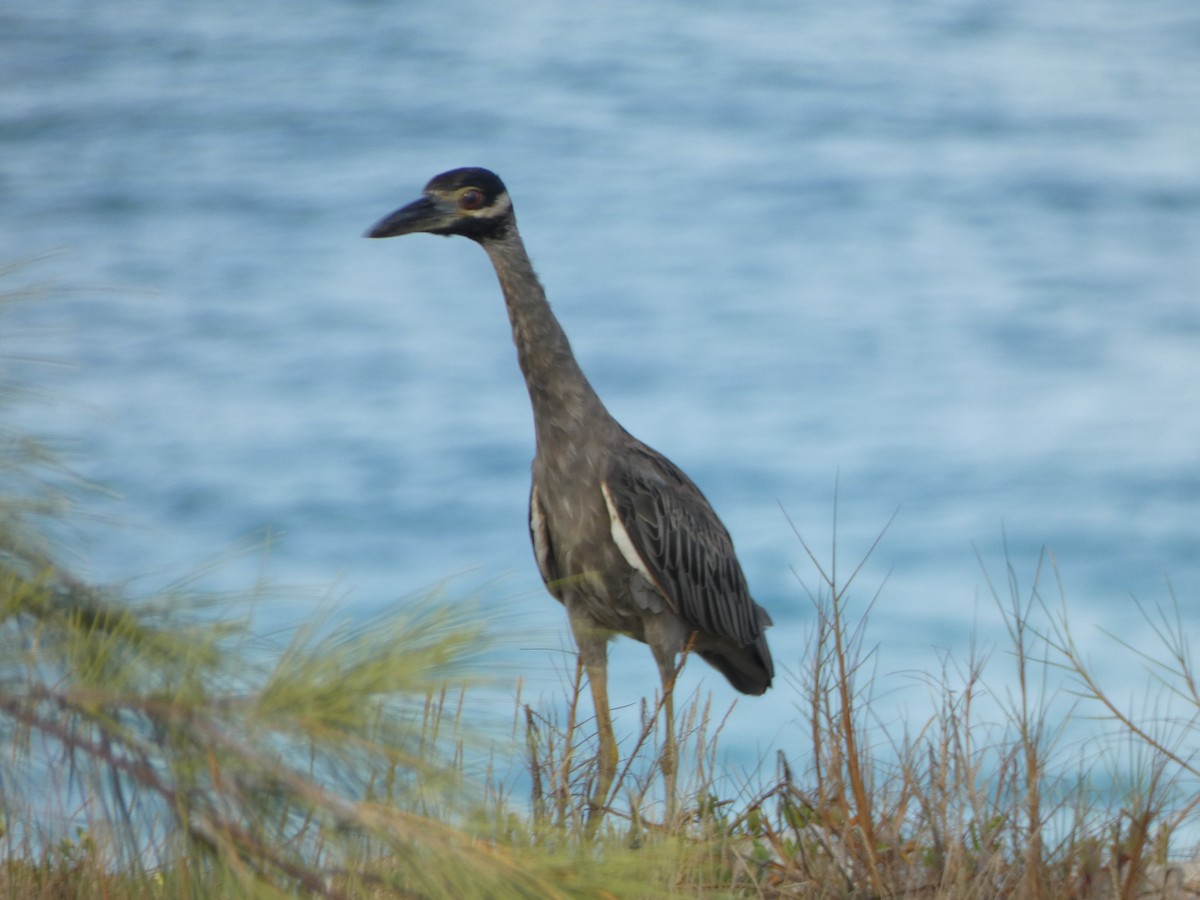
[365,167,513,243]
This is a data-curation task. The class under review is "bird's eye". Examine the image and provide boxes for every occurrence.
[459,189,485,211]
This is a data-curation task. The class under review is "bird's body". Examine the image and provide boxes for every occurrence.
[367,168,773,819]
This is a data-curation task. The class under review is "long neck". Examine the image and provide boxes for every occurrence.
[479,227,612,451]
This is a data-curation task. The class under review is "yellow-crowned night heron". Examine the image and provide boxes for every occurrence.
[366,168,773,820]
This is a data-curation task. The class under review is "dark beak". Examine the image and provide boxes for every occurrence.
[364,195,445,239]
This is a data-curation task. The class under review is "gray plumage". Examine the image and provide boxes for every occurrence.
[367,167,773,817]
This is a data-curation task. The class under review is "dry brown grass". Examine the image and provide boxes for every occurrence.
[2,496,1198,899]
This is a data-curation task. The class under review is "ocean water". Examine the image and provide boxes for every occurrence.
[3,1,1199,771]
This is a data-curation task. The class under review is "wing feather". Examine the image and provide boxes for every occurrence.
[603,442,769,648]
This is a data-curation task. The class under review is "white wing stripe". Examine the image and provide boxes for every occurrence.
[601,480,662,592]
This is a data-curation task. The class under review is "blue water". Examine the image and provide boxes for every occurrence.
[3,1,1199,775]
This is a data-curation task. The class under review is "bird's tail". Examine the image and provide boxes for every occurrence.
[699,632,774,696]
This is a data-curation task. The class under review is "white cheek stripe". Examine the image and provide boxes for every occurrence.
[475,192,512,219]
[601,481,661,590]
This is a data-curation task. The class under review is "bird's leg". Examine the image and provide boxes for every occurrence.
[568,611,617,828]
[651,643,679,824]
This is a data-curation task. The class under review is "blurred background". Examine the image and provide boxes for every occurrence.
[2,0,1198,764]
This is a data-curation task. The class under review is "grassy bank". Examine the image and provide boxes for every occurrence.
[3,517,1197,899]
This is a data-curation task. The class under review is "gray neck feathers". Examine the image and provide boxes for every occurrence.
[481,228,612,453]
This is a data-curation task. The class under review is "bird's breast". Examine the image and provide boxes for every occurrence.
[531,456,647,637]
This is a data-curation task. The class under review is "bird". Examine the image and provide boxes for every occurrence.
[365,167,773,821]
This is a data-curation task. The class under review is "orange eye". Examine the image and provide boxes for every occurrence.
[460,189,485,210]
